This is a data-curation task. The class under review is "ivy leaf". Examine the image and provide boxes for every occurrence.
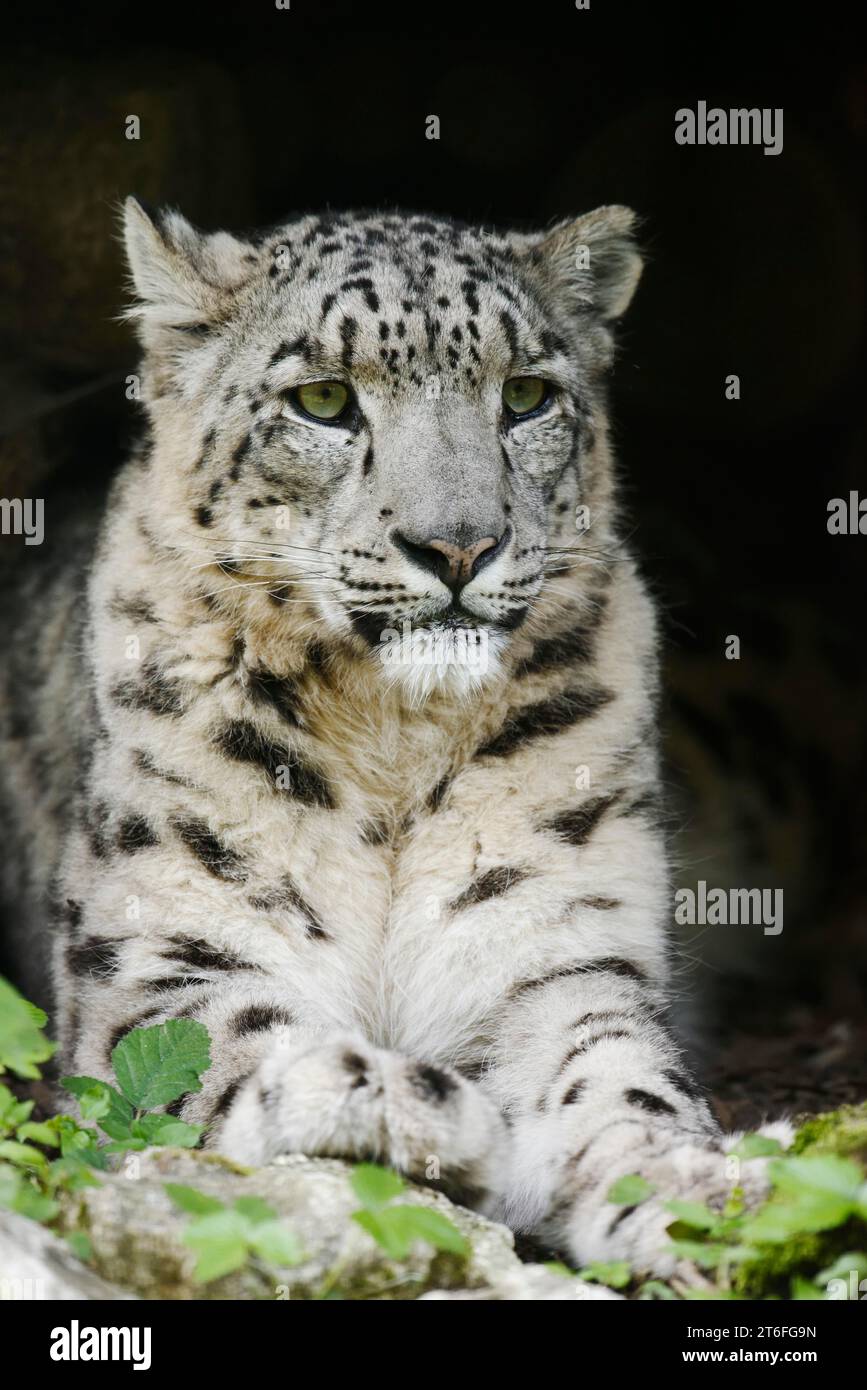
[111,1019,211,1110]
[0,978,55,1079]
[165,1183,225,1216]
[350,1163,406,1210]
[544,1261,577,1278]
[577,1260,632,1289]
[607,1174,656,1205]
[183,1210,249,1283]
[61,1076,134,1140]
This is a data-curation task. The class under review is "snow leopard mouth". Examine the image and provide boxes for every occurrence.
[349,602,528,647]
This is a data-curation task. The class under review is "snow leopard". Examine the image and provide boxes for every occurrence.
[0,199,787,1274]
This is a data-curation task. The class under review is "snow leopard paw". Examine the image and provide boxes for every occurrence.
[561,1119,794,1276]
[217,1032,508,1212]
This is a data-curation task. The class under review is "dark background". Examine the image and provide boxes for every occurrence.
[1,0,865,1120]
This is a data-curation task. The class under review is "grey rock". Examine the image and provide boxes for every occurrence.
[3,1149,625,1300]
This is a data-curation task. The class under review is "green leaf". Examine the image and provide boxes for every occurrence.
[352,1207,412,1260]
[0,1084,34,1130]
[607,1173,656,1205]
[48,1155,103,1188]
[111,1019,211,1110]
[770,1154,863,1200]
[386,1205,469,1256]
[13,1185,59,1223]
[0,978,55,1079]
[65,1231,93,1262]
[0,1139,48,1171]
[183,1210,249,1283]
[577,1260,632,1289]
[728,1133,784,1160]
[233,1195,277,1225]
[638,1279,679,1300]
[15,1121,59,1148]
[79,1087,111,1122]
[668,1239,729,1269]
[791,1277,827,1300]
[165,1183,225,1216]
[132,1113,203,1148]
[544,1260,577,1278]
[61,1076,133,1141]
[664,1199,718,1231]
[350,1162,406,1210]
[247,1221,303,1267]
[352,1199,468,1261]
[0,1161,22,1207]
[102,1138,148,1154]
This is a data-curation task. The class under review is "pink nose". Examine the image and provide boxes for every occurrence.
[421,536,499,586]
[392,528,508,590]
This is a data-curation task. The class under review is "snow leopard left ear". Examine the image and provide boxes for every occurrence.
[521,205,643,321]
[121,196,256,345]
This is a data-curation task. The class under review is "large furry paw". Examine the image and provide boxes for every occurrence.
[217,1033,508,1213]
[561,1120,794,1277]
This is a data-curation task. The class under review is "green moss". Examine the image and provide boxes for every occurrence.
[733,1219,865,1298]
[730,1105,867,1298]
[790,1103,867,1163]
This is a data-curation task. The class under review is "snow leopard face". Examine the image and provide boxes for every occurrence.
[125,202,641,694]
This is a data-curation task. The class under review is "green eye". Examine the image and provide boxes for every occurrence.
[294,381,350,421]
[502,377,548,416]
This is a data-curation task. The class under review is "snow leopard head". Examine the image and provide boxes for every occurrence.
[123,199,642,697]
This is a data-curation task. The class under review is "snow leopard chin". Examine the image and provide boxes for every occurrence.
[374,622,507,703]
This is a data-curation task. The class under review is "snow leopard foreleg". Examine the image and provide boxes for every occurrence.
[488,960,786,1273]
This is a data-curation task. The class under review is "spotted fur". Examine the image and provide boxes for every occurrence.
[0,200,787,1274]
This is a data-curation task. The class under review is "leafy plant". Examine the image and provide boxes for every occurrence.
[61,1018,211,1151]
[165,1183,303,1283]
[654,1132,867,1299]
[0,976,212,1253]
[349,1163,469,1261]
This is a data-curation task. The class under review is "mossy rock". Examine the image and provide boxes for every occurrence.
[791,1102,867,1164]
[733,1104,867,1298]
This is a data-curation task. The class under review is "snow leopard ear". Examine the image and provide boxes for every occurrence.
[121,196,255,345]
[523,205,643,321]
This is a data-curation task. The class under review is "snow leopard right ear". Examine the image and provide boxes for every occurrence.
[121,197,256,347]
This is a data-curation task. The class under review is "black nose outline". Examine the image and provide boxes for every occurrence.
[392,527,510,591]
